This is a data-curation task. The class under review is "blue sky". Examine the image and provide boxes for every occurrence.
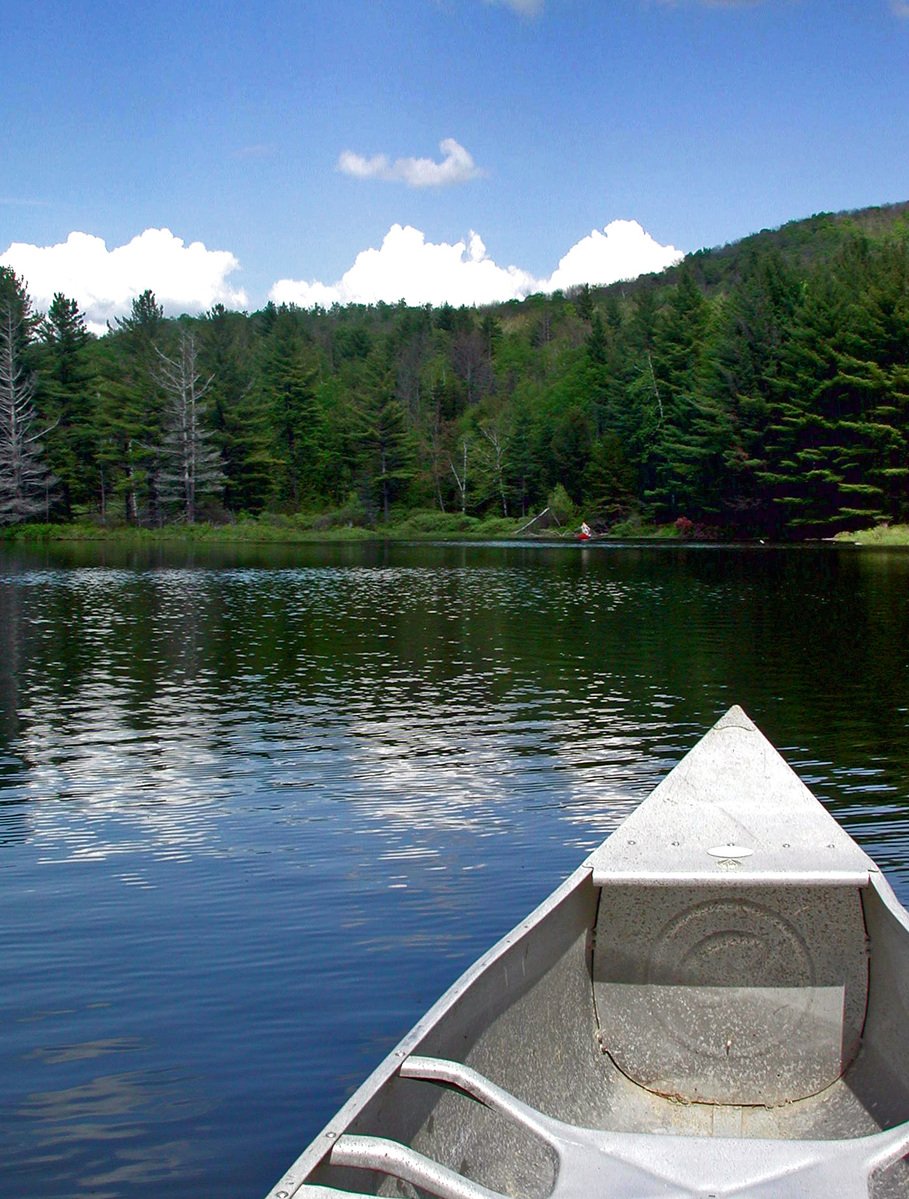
[2,0,908,328]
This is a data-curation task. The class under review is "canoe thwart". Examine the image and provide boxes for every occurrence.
[329,1131,502,1199]
[392,1056,909,1199]
[294,1188,379,1199]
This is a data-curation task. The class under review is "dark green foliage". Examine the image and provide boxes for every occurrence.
[7,201,909,538]
[758,235,909,534]
[36,294,97,516]
[102,290,167,523]
[584,433,636,524]
[200,304,273,514]
[257,306,324,506]
[353,357,416,521]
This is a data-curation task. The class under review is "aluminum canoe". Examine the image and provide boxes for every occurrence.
[266,706,909,1199]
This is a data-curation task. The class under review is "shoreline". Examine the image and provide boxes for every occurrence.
[2,519,909,548]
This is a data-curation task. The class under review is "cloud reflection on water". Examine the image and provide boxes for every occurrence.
[1,561,663,875]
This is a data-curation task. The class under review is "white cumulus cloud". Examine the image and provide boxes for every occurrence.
[0,228,248,335]
[545,219,683,291]
[2,218,685,326]
[337,138,483,188]
[270,219,684,310]
[271,224,537,308]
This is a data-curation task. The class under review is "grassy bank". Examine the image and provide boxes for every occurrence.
[7,516,908,547]
[0,506,694,546]
[834,524,909,546]
[0,511,530,545]
[0,510,703,545]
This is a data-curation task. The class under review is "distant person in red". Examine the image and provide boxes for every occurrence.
[579,521,591,540]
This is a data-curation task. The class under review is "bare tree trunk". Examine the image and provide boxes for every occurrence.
[479,423,508,517]
[448,437,468,513]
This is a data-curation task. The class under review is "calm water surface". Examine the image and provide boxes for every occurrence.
[1,540,908,1197]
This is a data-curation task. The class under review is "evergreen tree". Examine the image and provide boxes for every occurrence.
[102,290,166,522]
[504,406,541,517]
[200,304,274,513]
[572,283,594,322]
[548,405,594,501]
[758,239,899,535]
[258,307,323,506]
[583,433,636,524]
[37,293,97,516]
[4,203,909,535]
[355,360,416,521]
[845,235,909,525]
[643,269,711,517]
[702,252,802,533]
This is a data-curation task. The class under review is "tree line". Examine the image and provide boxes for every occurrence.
[2,210,908,538]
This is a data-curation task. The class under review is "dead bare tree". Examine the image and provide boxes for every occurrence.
[154,330,224,523]
[448,436,469,513]
[479,421,509,517]
[0,274,57,524]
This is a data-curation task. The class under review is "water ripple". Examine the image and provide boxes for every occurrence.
[0,542,907,1197]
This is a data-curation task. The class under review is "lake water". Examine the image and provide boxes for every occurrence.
[1,539,908,1198]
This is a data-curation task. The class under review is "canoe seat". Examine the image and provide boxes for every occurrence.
[592,881,870,1105]
[307,1055,909,1199]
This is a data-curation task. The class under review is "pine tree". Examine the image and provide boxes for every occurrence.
[36,293,97,517]
[583,432,636,524]
[102,290,166,523]
[548,406,594,501]
[631,271,711,517]
[200,304,274,514]
[258,307,323,507]
[759,238,901,535]
[702,252,802,534]
[356,362,416,521]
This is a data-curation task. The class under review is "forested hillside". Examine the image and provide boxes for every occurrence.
[2,203,909,539]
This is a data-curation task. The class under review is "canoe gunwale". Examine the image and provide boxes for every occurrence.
[264,863,596,1199]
